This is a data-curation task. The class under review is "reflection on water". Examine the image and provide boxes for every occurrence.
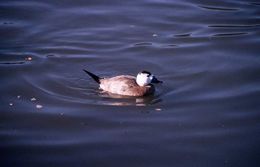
[99,91,162,106]
[1,0,260,166]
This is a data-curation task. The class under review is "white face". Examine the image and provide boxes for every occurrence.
[136,72,154,86]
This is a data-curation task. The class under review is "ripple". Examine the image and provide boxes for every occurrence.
[174,33,191,38]
[198,5,238,11]
[209,24,260,28]
[212,32,248,37]
[21,71,164,108]
[165,44,178,48]
[0,61,25,65]
[1,0,260,166]
[250,2,260,6]
[134,42,153,46]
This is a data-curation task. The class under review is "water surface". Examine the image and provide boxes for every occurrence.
[1,0,260,167]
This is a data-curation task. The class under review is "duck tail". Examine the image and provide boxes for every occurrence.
[83,69,101,84]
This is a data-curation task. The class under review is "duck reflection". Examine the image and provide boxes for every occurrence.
[99,91,162,106]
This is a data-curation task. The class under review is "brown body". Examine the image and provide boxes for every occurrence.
[100,75,155,96]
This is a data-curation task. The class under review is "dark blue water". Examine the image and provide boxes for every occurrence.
[1,0,260,166]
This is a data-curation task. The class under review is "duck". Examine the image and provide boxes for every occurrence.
[83,69,162,97]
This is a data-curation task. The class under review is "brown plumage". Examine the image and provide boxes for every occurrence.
[100,75,155,96]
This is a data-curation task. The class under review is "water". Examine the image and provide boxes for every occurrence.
[1,0,260,166]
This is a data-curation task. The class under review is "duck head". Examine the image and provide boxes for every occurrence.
[136,70,163,86]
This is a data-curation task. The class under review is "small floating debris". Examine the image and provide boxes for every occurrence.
[17,95,21,99]
[9,103,13,106]
[25,57,32,61]
[31,97,37,101]
[136,104,146,106]
[155,108,162,111]
[36,104,43,109]
[152,33,158,37]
